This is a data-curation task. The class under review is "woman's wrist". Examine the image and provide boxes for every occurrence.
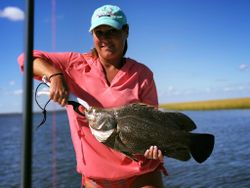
[48,72,64,81]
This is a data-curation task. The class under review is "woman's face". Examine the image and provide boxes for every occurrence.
[92,25,128,61]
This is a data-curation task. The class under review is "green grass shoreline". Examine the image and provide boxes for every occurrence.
[160,97,250,111]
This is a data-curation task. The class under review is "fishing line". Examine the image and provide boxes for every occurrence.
[51,0,57,187]
[34,82,51,129]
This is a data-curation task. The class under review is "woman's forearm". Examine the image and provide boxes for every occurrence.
[33,57,62,78]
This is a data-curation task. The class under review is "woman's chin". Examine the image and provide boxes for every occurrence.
[100,52,117,60]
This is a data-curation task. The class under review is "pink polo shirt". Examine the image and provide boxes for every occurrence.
[18,50,162,180]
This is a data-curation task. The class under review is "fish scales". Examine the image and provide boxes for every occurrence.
[116,114,192,160]
[84,103,215,163]
[114,104,194,156]
[115,103,196,131]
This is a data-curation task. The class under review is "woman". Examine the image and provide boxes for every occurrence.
[18,5,166,188]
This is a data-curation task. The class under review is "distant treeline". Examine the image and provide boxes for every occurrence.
[160,97,250,111]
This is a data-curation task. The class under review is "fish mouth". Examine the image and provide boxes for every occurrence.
[88,119,113,131]
[89,127,114,142]
[88,121,103,130]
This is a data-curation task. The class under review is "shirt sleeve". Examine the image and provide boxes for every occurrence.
[139,66,158,106]
[17,50,75,80]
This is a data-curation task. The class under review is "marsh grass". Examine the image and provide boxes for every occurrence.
[160,97,250,111]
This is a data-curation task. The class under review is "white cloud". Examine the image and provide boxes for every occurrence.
[239,64,249,71]
[167,85,174,92]
[9,80,15,86]
[0,6,24,21]
[223,86,234,92]
[159,82,250,103]
[13,89,23,95]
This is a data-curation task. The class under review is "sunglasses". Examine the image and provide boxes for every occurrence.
[93,28,122,38]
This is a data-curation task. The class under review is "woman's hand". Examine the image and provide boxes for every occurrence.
[33,58,69,106]
[144,146,164,162]
[49,74,69,106]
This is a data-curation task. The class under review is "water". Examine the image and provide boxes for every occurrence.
[0,110,250,188]
[164,110,250,188]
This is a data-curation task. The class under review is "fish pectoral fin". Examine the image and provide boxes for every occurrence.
[164,147,191,161]
[112,135,136,159]
[123,152,139,161]
[136,103,156,109]
[163,112,197,131]
[104,131,136,160]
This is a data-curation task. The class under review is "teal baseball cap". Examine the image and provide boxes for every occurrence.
[89,5,127,32]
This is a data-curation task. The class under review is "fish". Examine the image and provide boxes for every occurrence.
[83,103,214,163]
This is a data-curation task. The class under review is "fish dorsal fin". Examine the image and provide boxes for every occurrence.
[115,103,196,132]
[129,103,196,131]
[162,112,197,131]
[131,103,157,110]
[114,103,162,125]
[113,103,156,117]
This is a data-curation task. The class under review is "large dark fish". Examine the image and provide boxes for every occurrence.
[82,103,215,163]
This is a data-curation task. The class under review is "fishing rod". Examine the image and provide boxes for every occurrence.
[21,0,34,187]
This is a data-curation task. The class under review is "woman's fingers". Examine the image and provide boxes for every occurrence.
[60,96,68,106]
[49,76,69,106]
[144,148,150,157]
[157,149,164,162]
[145,146,154,158]
[152,146,158,159]
[50,89,69,106]
[144,145,164,162]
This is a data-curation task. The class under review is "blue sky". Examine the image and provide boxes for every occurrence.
[0,0,249,113]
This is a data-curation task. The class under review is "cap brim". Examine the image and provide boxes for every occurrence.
[89,18,123,32]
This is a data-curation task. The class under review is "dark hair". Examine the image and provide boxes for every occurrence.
[91,24,129,58]
[122,24,129,56]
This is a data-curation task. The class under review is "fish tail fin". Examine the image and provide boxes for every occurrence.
[190,133,215,163]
